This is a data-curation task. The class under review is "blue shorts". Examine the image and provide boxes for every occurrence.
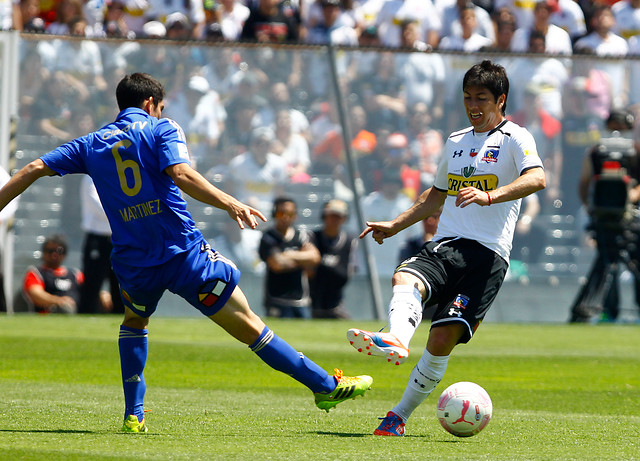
[112,241,241,318]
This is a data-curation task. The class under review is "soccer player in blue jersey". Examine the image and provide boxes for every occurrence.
[0,73,372,432]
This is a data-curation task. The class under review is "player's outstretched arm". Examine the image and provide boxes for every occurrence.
[0,159,55,213]
[165,162,267,229]
[360,187,447,244]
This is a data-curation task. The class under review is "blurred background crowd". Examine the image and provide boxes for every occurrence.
[4,0,640,320]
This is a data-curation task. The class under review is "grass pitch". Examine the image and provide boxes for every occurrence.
[1,315,639,460]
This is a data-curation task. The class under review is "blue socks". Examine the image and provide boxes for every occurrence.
[249,326,336,394]
[119,325,148,422]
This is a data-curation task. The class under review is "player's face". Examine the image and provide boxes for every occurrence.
[463,85,505,133]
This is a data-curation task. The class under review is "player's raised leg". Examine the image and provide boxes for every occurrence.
[348,272,427,365]
[119,307,150,433]
[210,286,372,411]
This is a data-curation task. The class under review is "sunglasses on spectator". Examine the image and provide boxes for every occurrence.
[44,247,65,255]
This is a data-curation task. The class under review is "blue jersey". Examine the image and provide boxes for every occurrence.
[41,107,203,267]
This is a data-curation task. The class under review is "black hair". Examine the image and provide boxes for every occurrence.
[271,196,297,218]
[42,234,68,254]
[462,60,509,115]
[606,109,635,130]
[116,73,165,111]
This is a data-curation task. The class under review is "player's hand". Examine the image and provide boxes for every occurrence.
[359,221,396,245]
[228,202,267,229]
[455,187,491,208]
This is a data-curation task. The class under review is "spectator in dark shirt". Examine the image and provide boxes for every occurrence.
[259,196,320,318]
[309,199,358,319]
[241,0,300,43]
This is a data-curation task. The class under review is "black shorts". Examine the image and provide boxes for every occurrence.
[395,237,508,344]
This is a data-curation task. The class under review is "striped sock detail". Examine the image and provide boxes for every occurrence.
[119,326,148,339]
[249,327,274,353]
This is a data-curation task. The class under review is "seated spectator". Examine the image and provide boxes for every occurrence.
[20,0,41,32]
[259,196,320,318]
[438,2,494,52]
[164,74,227,171]
[399,18,430,51]
[146,0,205,39]
[46,0,84,35]
[574,4,628,56]
[205,0,250,41]
[309,199,358,319]
[228,127,288,216]
[241,0,301,43]
[439,0,495,44]
[350,51,406,132]
[481,12,516,52]
[272,108,311,182]
[550,0,586,42]
[121,0,151,37]
[23,235,84,314]
[613,0,640,40]
[164,11,192,40]
[102,0,134,38]
[376,0,441,49]
[574,4,628,109]
[510,0,572,55]
[305,0,358,46]
[221,93,263,155]
[30,70,90,141]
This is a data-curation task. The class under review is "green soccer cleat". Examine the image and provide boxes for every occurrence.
[121,414,148,433]
[314,368,373,412]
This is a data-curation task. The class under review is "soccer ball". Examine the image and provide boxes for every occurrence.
[436,381,492,437]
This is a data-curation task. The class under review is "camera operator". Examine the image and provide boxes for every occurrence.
[572,109,640,322]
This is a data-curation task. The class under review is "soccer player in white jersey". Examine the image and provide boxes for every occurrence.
[347,60,546,436]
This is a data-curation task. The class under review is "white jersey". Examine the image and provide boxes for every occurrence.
[433,120,543,261]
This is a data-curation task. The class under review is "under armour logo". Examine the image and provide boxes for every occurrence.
[453,150,463,158]
[414,378,426,389]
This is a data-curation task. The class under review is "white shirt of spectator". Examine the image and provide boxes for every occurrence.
[146,0,205,25]
[440,3,496,42]
[613,0,640,39]
[433,120,543,261]
[228,151,288,216]
[494,0,535,29]
[510,23,572,54]
[574,31,629,57]
[80,176,111,236]
[219,1,251,41]
[376,0,442,48]
[438,31,493,52]
[550,0,586,40]
[401,52,446,108]
[506,56,569,119]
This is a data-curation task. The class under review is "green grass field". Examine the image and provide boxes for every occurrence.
[1,315,639,460]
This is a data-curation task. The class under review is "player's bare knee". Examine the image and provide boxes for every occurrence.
[392,272,427,297]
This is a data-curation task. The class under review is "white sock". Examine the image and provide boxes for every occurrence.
[391,349,449,422]
[388,285,423,348]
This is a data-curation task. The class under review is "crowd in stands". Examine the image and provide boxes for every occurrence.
[10,0,640,278]
[3,0,640,57]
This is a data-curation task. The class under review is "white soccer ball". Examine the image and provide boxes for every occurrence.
[436,381,492,437]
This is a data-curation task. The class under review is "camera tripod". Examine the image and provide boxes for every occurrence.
[569,221,640,323]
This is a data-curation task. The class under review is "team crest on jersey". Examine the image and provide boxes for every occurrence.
[470,148,478,157]
[482,148,500,163]
[199,279,228,307]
